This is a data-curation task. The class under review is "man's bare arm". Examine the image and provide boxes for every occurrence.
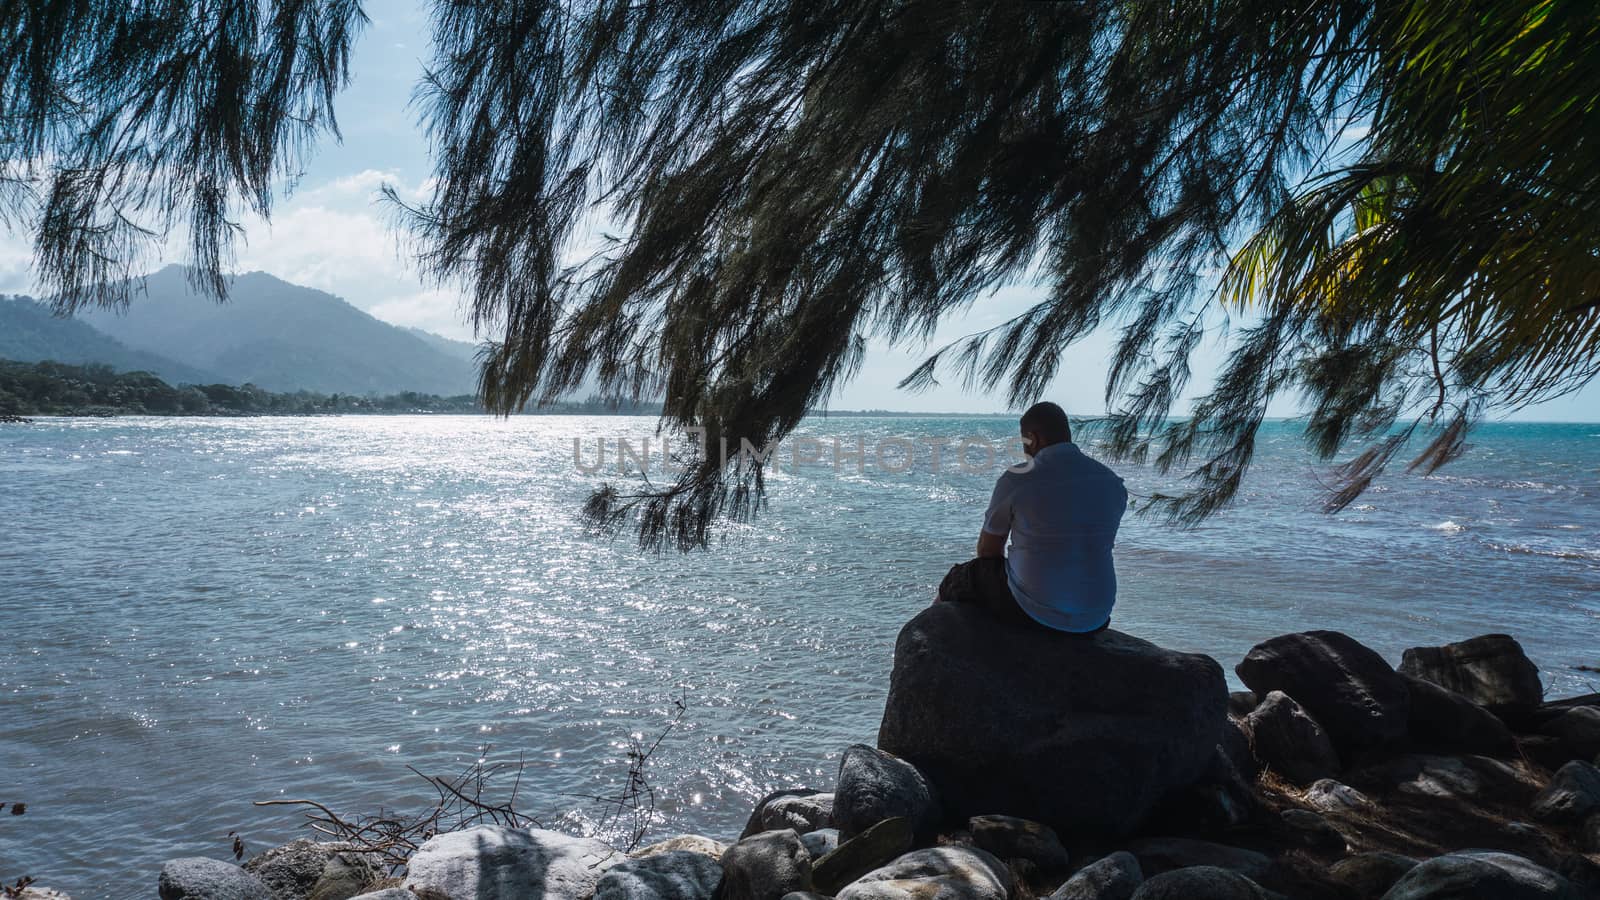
[976,530,1006,559]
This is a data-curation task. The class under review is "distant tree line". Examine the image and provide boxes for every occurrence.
[0,360,658,418]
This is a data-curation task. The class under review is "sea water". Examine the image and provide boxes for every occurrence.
[1,415,1596,895]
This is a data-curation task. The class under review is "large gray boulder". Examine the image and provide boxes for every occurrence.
[1047,851,1142,900]
[831,745,941,842]
[1531,761,1600,825]
[158,858,272,900]
[1380,851,1582,899]
[1128,866,1273,900]
[1398,635,1542,724]
[835,846,1011,900]
[1243,690,1341,785]
[1402,674,1516,756]
[1236,630,1409,754]
[877,603,1226,838]
[592,850,722,900]
[719,829,813,900]
[401,826,619,900]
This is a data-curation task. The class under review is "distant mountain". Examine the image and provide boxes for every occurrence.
[0,295,223,385]
[80,266,479,395]
[405,326,482,364]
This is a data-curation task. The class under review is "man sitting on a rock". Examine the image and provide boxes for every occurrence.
[938,401,1127,632]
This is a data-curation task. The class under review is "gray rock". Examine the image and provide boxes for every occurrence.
[1303,779,1371,813]
[158,858,272,900]
[1531,760,1600,824]
[310,851,383,900]
[1354,754,1534,806]
[719,829,813,900]
[1228,692,1260,719]
[801,828,840,860]
[1329,853,1419,898]
[779,895,833,900]
[1047,851,1142,900]
[348,892,414,900]
[1537,708,1600,761]
[1128,866,1272,900]
[401,826,620,900]
[1124,839,1272,881]
[742,790,835,839]
[877,604,1226,839]
[1583,814,1600,853]
[592,850,722,899]
[1216,718,1259,781]
[630,834,727,861]
[835,846,1011,900]
[812,817,913,895]
[1398,634,1543,724]
[1244,690,1341,785]
[243,839,369,900]
[1237,630,1410,754]
[16,889,73,900]
[1278,809,1345,854]
[1381,850,1582,899]
[832,745,941,842]
[968,815,1069,871]
[1402,673,1516,756]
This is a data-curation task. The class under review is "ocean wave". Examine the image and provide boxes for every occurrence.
[1482,541,1600,561]
[1428,520,1467,534]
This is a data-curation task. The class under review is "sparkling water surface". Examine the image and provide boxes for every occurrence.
[2,415,1597,896]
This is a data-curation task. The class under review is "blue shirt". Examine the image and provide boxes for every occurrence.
[981,442,1127,632]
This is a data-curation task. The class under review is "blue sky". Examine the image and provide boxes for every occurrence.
[0,3,1594,422]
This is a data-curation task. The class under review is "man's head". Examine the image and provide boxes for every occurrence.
[1019,401,1072,457]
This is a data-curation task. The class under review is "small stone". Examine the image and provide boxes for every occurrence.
[801,828,839,860]
[742,790,835,839]
[1531,760,1600,825]
[159,858,272,900]
[1227,692,1260,719]
[1124,838,1272,881]
[1244,690,1341,786]
[1583,814,1600,854]
[1538,708,1600,761]
[835,846,1011,900]
[1047,851,1142,900]
[15,889,73,900]
[1327,852,1418,897]
[967,815,1069,871]
[1277,809,1345,854]
[309,852,383,900]
[812,817,913,895]
[719,829,813,900]
[1127,866,1272,900]
[1381,850,1582,899]
[348,892,416,900]
[1302,779,1370,813]
[592,850,722,900]
[831,745,941,842]
[630,834,728,861]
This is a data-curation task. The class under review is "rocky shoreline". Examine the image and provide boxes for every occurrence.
[25,607,1600,899]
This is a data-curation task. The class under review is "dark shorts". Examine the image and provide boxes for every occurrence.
[936,557,1109,634]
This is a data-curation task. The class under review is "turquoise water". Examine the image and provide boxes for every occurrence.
[1,415,1597,896]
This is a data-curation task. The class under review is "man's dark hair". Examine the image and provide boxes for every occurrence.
[1020,401,1072,444]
